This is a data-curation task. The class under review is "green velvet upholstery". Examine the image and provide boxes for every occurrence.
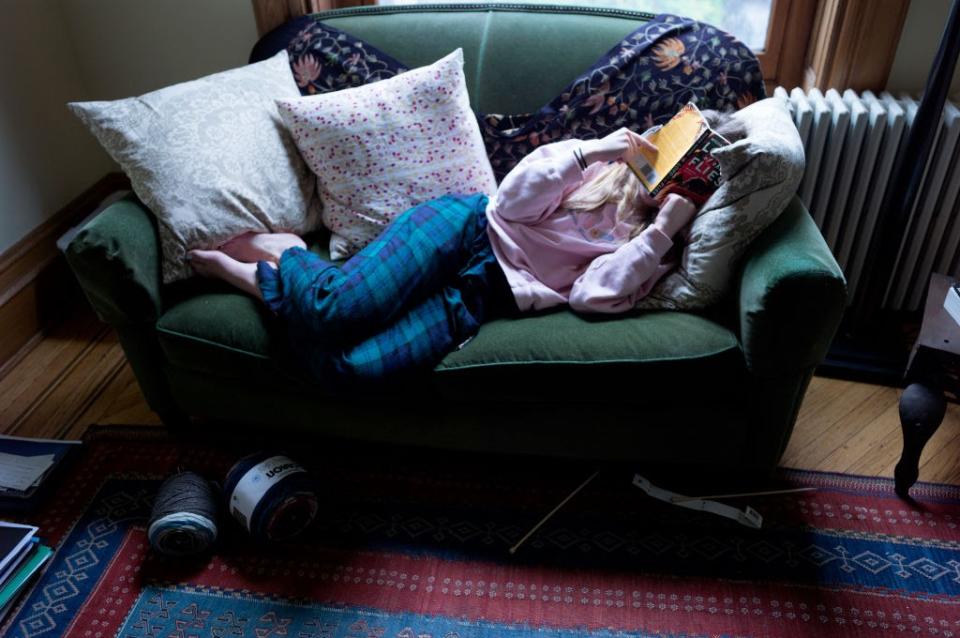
[65,198,185,421]
[65,196,162,326]
[320,5,656,113]
[65,4,847,470]
[738,197,847,377]
[157,293,279,380]
[155,286,745,405]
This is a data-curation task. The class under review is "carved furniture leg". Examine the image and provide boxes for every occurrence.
[895,380,947,498]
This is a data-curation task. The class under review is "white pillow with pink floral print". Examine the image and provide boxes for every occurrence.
[276,48,497,259]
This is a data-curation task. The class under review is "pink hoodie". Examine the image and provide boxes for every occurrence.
[485,139,682,313]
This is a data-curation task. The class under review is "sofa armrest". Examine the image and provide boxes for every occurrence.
[737,196,847,377]
[65,195,188,424]
[65,195,163,326]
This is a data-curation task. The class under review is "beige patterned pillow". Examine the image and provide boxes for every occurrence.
[277,49,497,260]
[636,97,805,310]
[69,51,320,283]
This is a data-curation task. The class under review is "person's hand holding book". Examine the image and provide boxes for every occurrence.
[580,127,657,165]
[652,193,697,238]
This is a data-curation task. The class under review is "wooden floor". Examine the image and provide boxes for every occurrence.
[2,306,959,485]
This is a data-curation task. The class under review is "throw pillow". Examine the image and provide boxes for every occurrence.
[252,17,766,182]
[635,96,805,310]
[68,51,320,284]
[276,48,497,259]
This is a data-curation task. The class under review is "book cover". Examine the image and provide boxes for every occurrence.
[0,523,38,586]
[0,543,52,622]
[626,102,729,207]
[0,436,81,503]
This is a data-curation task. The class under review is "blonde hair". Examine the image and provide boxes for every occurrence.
[560,162,658,238]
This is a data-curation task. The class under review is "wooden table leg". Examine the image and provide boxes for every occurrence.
[895,381,947,498]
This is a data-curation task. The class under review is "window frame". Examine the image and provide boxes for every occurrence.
[801,0,911,93]
[756,0,818,91]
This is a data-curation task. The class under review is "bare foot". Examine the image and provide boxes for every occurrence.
[187,249,262,300]
[219,232,306,263]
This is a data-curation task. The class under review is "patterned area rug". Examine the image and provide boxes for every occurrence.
[2,426,959,638]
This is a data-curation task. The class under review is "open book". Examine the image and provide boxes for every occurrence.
[626,102,729,207]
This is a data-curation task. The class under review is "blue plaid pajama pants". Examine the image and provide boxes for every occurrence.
[256,193,513,384]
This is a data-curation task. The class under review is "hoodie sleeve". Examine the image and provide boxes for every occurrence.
[489,140,585,225]
[568,225,675,314]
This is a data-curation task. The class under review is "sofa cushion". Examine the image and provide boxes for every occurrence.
[156,289,744,403]
[434,310,745,402]
[439,311,739,369]
[156,292,284,381]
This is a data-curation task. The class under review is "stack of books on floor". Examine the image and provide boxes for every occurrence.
[0,522,51,623]
[0,435,81,624]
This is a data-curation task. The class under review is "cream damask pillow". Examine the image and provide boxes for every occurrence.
[69,51,320,283]
[636,97,805,310]
[276,48,497,260]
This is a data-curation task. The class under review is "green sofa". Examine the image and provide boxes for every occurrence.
[65,4,846,471]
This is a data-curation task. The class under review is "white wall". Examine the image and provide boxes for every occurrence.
[0,0,258,257]
[59,0,259,100]
[0,0,114,256]
[886,0,960,98]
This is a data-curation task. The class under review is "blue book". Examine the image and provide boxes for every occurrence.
[0,543,52,623]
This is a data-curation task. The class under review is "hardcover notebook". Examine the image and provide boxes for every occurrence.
[0,435,81,512]
[0,522,38,586]
[627,102,729,207]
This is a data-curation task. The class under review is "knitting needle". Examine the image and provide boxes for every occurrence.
[670,487,816,503]
[509,470,600,555]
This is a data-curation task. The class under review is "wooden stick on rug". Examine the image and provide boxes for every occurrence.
[509,470,600,555]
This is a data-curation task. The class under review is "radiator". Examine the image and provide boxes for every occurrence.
[772,86,960,311]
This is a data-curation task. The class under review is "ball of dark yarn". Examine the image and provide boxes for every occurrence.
[148,471,218,556]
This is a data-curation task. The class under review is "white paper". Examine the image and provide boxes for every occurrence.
[0,453,55,491]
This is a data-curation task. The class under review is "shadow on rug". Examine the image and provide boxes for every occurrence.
[2,425,958,638]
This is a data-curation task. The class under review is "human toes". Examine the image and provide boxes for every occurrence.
[187,249,227,277]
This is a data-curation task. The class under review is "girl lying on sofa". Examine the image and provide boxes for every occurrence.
[187,128,700,383]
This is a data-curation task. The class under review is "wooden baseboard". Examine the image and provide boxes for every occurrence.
[0,172,131,376]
